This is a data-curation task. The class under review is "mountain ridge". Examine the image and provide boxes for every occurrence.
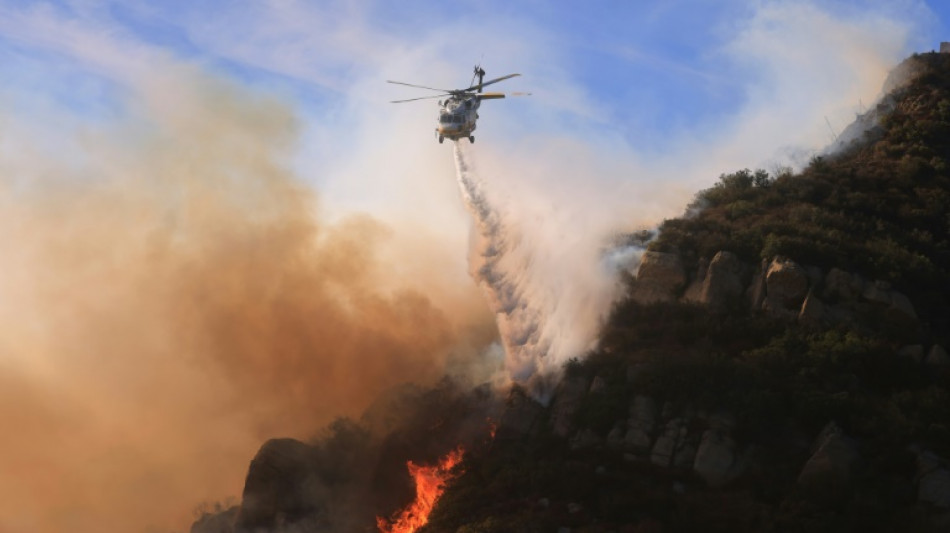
[193,51,950,533]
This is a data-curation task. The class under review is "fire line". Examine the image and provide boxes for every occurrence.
[376,446,465,533]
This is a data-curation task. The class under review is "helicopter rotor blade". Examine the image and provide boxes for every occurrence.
[390,94,451,103]
[463,73,520,92]
[476,91,532,101]
[386,80,454,92]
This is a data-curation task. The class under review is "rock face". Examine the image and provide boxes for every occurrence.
[693,429,740,488]
[798,291,827,324]
[747,258,768,310]
[797,423,860,503]
[237,438,318,531]
[697,251,746,310]
[629,251,686,304]
[764,257,809,315]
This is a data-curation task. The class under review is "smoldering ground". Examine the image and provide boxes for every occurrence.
[0,67,496,533]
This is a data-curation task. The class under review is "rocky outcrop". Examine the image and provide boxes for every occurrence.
[191,506,238,533]
[696,251,746,310]
[629,251,686,304]
[798,291,827,324]
[861,280,918,319]
[682,257,710,302]
[236,438,319,531]
[650,417,688,467]
[797,422,860,503]
[822,268,865,302]
[764,257,809,316]
[746,258,768,310]
[693,429,740,487]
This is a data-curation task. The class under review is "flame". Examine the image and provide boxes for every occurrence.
[377,447,465,533]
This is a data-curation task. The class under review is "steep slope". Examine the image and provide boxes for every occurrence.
[421,52,950,532]
[192,52,950,533]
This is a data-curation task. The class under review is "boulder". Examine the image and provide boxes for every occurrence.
[550,376,589,438]
[629,251,686,304]
[746,259,768,310]
[698,251,747,311]
[624,395,657,454]
[673,441,698,469]
[693,429,739,487]
[682,257,709,303]
[798,291,827,324]
[862,280,918,319]
[890,290,918,319]
[862,280,893,305]
[651,418,688,467]
[764,257,809,315]
[823,268,859,301]
[797,422,860,503]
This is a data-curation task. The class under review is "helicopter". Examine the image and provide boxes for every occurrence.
[388,66,529,144]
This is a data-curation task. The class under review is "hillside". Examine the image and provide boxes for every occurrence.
[420,52,950,532]
[192,52,950,533]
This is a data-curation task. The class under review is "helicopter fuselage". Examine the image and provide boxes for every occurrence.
[436,95,480,143]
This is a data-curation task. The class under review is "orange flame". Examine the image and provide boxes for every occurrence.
[377,446,465,533]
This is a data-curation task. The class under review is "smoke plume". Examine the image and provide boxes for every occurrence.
[0,69,493,533]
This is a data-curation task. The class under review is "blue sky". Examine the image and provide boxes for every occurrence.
[3,1,946,146]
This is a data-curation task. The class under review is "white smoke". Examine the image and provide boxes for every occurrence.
[453,143,638,395]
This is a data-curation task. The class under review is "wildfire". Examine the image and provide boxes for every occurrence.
[377,446,465,533]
